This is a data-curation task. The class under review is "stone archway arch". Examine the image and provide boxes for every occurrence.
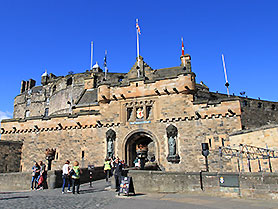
[122,129,161,169]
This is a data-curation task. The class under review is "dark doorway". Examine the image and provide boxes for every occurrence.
[125,132,156,168]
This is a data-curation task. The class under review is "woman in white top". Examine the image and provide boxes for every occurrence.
[62,160,72,194]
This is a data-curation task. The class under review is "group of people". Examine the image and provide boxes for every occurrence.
[104,157,126,192]
[61,160,82,194]
[31,161,47,190]
[31,157,126,193]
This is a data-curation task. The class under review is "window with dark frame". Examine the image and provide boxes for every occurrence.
[127,107,133,121]
[44,108,49,117]
[25,110,30,118]
[146,106,152,119]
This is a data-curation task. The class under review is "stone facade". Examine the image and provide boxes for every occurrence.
[1,53,278,173]
[0,141,22,173]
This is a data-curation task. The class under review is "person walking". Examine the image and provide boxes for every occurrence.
[31,162,40,190]
[37,161,47,190]
[114,158,122,192]
[62,160,72,194]
[104,157,111,182]
[71,161,82,194]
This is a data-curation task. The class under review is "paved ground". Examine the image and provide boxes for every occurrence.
[0,179,278,209]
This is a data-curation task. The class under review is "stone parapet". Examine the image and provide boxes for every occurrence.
[128,170,278,200]
[0,167,105,191]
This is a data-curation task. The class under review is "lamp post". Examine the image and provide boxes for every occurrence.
[45,148,56,170]
[201,143,209,172]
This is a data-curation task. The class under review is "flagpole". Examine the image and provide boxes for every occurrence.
[222,54,230,97]
[104,50,107,80]
[136,19,140,77]
[90,41,94,70]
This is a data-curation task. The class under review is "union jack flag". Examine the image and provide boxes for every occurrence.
[136,19,141,35]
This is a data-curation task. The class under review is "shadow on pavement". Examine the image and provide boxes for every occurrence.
[80,188,107,194]
[0,196,29,200]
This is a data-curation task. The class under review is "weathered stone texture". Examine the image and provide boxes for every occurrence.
[0,141,22,173]
[1,54,278,174]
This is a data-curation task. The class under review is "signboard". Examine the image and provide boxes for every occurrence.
[129,121,151,125]
[219,174,239,188]
[119,176,135,196]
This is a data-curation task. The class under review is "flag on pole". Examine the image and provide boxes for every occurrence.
[104,50,108,80]
[136,19,141,35]
[104,50,107,68]
[181,37,184,56]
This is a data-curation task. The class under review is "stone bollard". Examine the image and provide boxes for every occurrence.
[48,174,56,189]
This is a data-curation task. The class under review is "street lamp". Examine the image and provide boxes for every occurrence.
[201,143,209,172]
[45,148,56,170]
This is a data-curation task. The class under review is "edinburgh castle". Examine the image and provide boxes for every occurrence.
[1,51,278,174]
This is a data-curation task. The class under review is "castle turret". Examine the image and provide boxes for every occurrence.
[180,38,192,72]
[92,62,103,73]
[41,70,49,85]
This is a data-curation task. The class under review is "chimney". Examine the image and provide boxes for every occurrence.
[20,80,26,93]
[28,79,36,89]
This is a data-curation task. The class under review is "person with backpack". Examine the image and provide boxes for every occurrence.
[62,160,72,194]
[71,161,82,194]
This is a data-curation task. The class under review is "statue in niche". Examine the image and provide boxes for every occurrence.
[166,124,180,163]
[106,129,116,159]
[168,135,176,156]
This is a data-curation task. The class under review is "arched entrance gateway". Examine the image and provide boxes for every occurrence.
[124,130,160,170]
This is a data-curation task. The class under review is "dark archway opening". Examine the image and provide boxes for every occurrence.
[125,132,158,170]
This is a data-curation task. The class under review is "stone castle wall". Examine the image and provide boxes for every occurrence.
[239,98,278,129]
[0,141,22,173]
[1,87,242,172]
[227,126,278,173]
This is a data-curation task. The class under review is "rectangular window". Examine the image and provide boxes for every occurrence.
[25,110,30,118]
[26,99,31,107]
[44,108,49,117]
[127,108,133,121]
[46,98,50,105]
[146,106,152,119]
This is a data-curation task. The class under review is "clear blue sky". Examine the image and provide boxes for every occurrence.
[0,0,278,119]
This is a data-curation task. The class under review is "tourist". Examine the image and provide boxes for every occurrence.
[37,161,47,190]
[134,158,140,169]
[114,158,122,192]
[104,157,111,182]
[71,161,82,194]
[31,162,40,190]
[62,160,72,194]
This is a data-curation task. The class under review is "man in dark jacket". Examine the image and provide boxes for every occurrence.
[114,158,122,192]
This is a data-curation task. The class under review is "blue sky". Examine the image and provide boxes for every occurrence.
[0,0,278,119]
